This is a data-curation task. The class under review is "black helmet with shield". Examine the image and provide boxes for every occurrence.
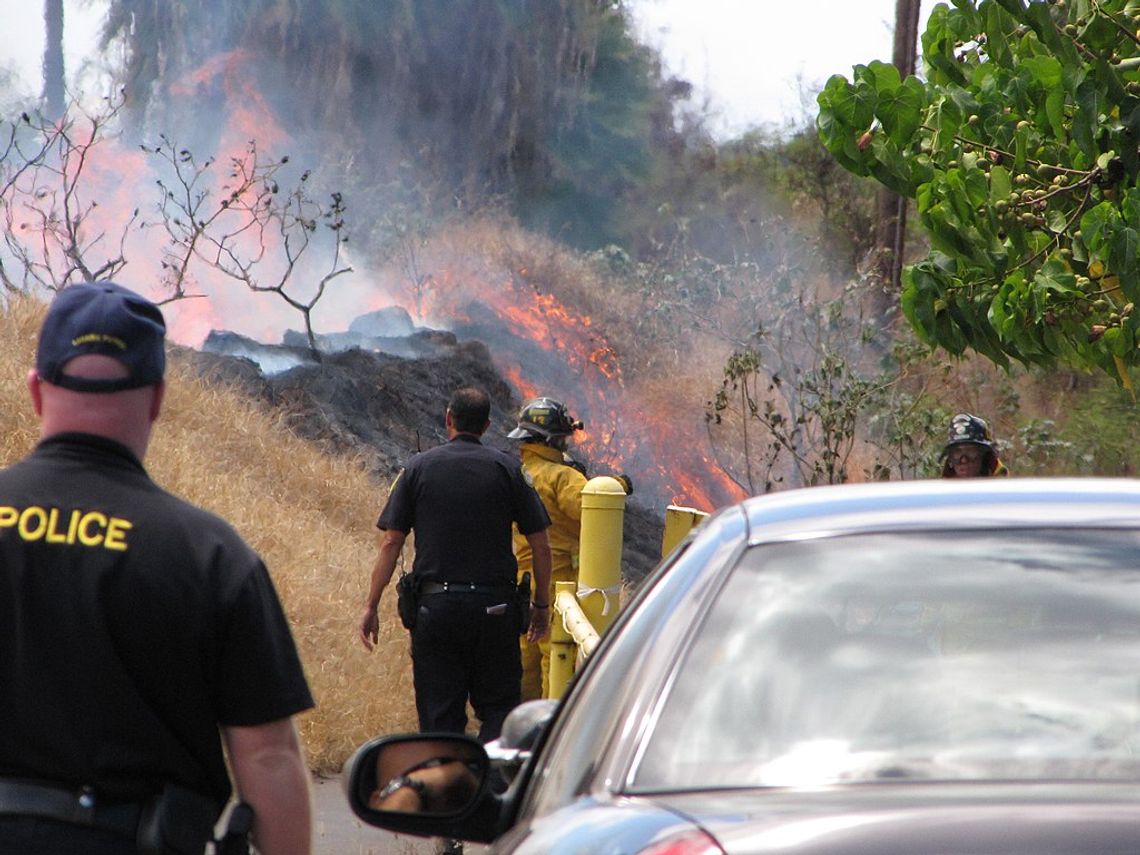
[507,397,583,442]
[941,413,1006,477]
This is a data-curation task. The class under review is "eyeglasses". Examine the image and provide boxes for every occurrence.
[949,451,983,465]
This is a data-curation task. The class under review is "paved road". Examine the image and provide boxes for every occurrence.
[311,774,487,854]
[312,773,426,854]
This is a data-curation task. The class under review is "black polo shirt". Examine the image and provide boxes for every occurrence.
[377,434,550,585]
[0,433,314,806]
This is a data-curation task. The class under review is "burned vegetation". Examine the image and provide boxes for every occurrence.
[182,323,666,583]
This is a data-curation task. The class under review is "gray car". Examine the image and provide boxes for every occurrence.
[344,478,1140,854]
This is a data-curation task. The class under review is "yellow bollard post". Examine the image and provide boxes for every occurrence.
[661,505,710,559]
[577,475,626,639]
[547,581,579,699]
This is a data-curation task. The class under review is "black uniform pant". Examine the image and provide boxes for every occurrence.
[411,589,522,742]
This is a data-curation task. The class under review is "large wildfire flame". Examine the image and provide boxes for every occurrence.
[13,50,746,515]
[404,270,746,512]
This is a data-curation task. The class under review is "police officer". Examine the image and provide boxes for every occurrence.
[358,386,552,743]
[507,397,588,700]
[0,282,315,855]
[941,413,1009,478]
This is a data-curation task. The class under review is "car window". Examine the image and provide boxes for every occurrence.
[630,528,1140,791]
[522,506,746,818]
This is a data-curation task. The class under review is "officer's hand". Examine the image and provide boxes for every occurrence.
[359,606,380,651]
[526,604,550,643]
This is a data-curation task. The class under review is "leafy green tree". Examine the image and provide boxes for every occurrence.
[817,0,1140,384]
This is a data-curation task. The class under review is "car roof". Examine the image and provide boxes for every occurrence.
[737,477,1140,544]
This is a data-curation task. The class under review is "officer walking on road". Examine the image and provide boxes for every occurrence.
[507,397,588,700]
[0,281,314,855]
[359,386,553,743]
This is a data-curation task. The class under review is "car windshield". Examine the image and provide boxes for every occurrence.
[630,529,1140,791]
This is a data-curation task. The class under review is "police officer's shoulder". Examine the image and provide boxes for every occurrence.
[486,444,532,476]
[400,444,438,471]
[152,488,264,564]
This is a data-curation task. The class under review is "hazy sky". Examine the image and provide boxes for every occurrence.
[2,0,934,137]
[1,0,105,96]
[627,0,936,136]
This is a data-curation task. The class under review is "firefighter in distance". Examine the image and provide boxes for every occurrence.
[941,413,1009,478]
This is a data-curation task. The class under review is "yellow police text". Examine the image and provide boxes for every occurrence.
[0,505,132,551]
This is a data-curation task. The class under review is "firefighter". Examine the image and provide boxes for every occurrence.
[508,397,589,700]
[941,413,1009,478]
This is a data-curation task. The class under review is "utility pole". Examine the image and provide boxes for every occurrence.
[42,0,66,118]
[870,0,922,322]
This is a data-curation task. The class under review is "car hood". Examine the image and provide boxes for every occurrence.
[650,782,1140,854]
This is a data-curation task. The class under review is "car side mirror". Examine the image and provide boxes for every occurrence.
[343,733,489,825]
[484,698,557,785]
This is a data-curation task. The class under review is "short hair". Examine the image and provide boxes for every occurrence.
[448,386,490,434]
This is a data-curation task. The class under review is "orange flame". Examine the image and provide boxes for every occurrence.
[168,50,290,155]
[393,270,746,512]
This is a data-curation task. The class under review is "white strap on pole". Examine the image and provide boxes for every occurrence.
[576,581,622,616]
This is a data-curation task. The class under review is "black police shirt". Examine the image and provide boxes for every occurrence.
[378,434,550,585]
[0,433,314,805]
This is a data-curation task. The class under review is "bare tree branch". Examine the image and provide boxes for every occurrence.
[147,138,352,352]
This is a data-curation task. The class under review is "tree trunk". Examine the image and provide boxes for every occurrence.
[869,0,922,321]
[42,0,65,117]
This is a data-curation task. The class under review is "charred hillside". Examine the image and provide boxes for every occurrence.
[182,332,665,583]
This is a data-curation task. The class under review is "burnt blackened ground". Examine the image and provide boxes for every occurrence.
[180,337,665,583]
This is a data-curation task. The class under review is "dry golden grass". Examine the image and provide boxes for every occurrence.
[0,294,416,774]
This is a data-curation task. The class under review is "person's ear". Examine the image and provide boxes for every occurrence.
[149,380,166,423]
[26,369,43,417]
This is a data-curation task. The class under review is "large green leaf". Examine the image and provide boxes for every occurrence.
[825,71,875,130]
[989,168,1013,228]
[982,2,1013,66]
[1108,227,1140,288]
[900,262,944,342]
[876,76,927,147]
[1022,55,1063,91]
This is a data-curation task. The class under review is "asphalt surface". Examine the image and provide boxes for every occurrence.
[312,774,488,854]
[312,773,426,854]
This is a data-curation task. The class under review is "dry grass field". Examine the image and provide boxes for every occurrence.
[1,294,417,775]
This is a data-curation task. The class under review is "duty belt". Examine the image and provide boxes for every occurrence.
[420,580,513,595]
[0,778,141,837]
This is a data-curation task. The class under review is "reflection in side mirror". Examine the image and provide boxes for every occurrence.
[344,733,489,822]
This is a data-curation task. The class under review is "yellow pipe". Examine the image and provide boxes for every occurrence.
[548,582,596,698]
[661,504,709,558]
[546,476,626,698]
[577,475,626,638]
